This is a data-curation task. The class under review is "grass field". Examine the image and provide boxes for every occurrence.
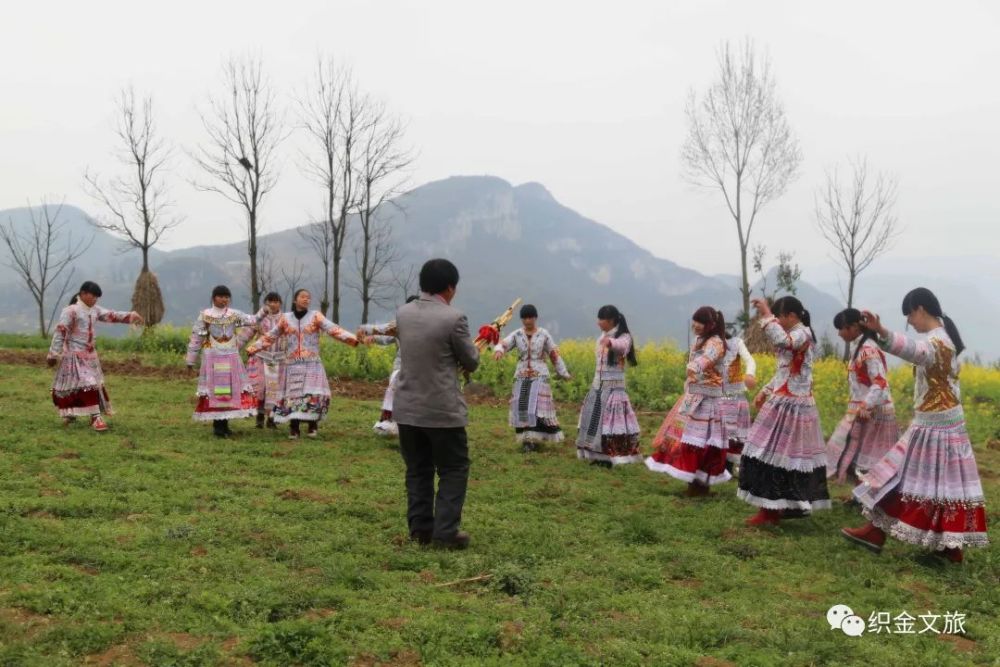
[1,356,999,666]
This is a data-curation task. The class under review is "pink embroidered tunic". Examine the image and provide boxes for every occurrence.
[47,303,136,417]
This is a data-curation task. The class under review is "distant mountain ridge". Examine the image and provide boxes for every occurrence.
[1,176,994,358]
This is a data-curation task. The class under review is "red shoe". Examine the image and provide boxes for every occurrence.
[745,508,781,527]
[841,522,885,554]
[91,416,109,432]
[937,548,964,564]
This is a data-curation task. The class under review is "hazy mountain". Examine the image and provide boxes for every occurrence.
[1,177,995,359]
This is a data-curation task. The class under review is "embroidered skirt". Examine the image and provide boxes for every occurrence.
[826,402,899,482]
[576,380,641,465]
[853,407,988,550]
[737,394,830,511]
[51,351,113,417]
[509,376,564,444]
[193,350,257,421]
[645,392,730,485]
[274,358,332,423]
[720,391,751,462]
[246,353,284,410]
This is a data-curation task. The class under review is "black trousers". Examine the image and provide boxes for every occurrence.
[397,424,470,541]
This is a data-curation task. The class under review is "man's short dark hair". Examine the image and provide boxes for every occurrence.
[211,285,232,299]
[418,259,459,295]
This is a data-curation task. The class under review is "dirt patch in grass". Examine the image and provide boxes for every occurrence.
[937,634,977,653]
[0,349,514,407]
[695,658,737,667]
[158,632,207,651]
[302,608,338,620]
[377,616,409,630]
[277,488,334,503]
[351,649,423,667]
[0,607,53,639]
[83,643,143,666]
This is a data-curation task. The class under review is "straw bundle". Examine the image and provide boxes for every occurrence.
[131,270,165,327]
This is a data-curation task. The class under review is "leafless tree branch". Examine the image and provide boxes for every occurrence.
[191,55,286,310]
[0,199,94,336]
[681,38,802,328]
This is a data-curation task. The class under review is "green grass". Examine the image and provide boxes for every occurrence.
[0,360,998,666]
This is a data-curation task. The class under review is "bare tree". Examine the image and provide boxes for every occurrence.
[279,258,307,308]
[681,39,802,330]
[349,219,400,322]
[297,218,333,314]
[296,57,365,321]
[815,156,899,357]
[84,87,180,327]
[353,100,413,323]
[193,55,284,311]
[256,245,278,304]
[0,201,93,336]
[391,262,417,306]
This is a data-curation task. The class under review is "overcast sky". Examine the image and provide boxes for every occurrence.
[2,0,998,277]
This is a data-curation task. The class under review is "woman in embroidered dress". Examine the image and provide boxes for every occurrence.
[738,296,830,526]
[47,281,142,432]
[576,305,642,467]
[645,307,731,494]
[825,308,898,484]
[248,288,360,440]
[186,285,259,437]
[492,304,572,452]
[842,288,987,564]
[244,292,287,429]
[358,295,419,437]
[720,334,757,475]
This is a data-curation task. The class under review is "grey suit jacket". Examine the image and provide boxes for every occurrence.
[393,295,480,428]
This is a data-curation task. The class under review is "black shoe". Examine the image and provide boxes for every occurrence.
[409,530,433,545]
[212,420,227,438]
[432,531,471,550]
[256,413,265,429]
[781,509,812,519]
[590,460,613,469]
[266,417,277,429]
[222,420,233,435]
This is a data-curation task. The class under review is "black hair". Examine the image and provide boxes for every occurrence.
[264,291,282,303]
[405,294,420,304]
[902,287,964,355]
[79,281,102,298]
[520,304,538,319]
[833,308,874,360]
[772,296,816,342]
[692,306,725,345]
[597,304,638,366]
[69,295,79,305]
[211,285,231,299]
[418,259,459,295]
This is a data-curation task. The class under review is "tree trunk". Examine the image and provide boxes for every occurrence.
[332,246,342,322]
[843,271,857,361]
[38,298,46,338]
[249,210,260,311]
[739,241,750,333]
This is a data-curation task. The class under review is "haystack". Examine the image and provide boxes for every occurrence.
[743,314,774,355]
[131,270,165,328]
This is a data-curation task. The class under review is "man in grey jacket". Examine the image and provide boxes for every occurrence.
[393,259,480,549]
